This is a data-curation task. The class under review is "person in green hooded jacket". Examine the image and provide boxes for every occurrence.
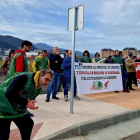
[32,50,49,72]
[92,52,101,63]
[80,50,92,63]
[0,69,53,140]
[6,40,32,80]
[110,49,123,93]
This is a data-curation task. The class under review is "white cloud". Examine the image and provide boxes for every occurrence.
[47,10,66,16]
[97,0,140,25]
[0,0,140,52]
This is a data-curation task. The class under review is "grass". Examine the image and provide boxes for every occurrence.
[0,60,4,68]
[28,60,33,72]
[0,60,33,72]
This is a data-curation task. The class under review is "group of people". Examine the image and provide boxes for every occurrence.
[32,47,80,102]
[80,49,140,93]
[105,50,140,93]
[0,42,81,139]
[0,40,140,139]
[0,41,53,140]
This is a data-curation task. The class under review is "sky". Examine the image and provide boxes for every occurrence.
[0,0,140,53]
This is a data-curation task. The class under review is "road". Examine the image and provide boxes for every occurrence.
[64,117,140,140]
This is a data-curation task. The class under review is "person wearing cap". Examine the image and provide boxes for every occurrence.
[125,52,136,90]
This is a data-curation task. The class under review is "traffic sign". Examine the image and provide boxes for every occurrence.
[68,5,84,31]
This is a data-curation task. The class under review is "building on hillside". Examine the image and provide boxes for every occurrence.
[100,48,114,59]
[123,48,137,57]
[26,52,39,61]
[137,50,140,55]
[5,49,12,55]
[0,49,5,57]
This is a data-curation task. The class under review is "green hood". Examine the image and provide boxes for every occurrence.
[81,56,91,63]
[111,55,123,73]
[6,52,28,80]
[35,54,49,70]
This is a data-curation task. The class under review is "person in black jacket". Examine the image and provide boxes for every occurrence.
[46,47,62,102]
[105,55,112,63]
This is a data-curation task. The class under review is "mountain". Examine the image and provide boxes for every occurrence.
[34,43,94,57]
[0,35,94,57]
[34,43,66,51]
[0,35,37,50]
[33,43,54,51]
[0,41,17,49]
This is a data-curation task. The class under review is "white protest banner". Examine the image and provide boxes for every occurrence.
[75,62,123,95]
[135,62,140,88]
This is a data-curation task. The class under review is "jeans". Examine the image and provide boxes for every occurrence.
[64,77,76,97]
[0,114,34,140]
[57,74,65,92]
[46,72,60,99]
[122,71,127,90]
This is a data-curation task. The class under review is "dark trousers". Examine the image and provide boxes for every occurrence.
[0,114,34,140]
[122,71,127,90]
[64,77,76,97]
[57,74,65,92]
[126,72,136,89]
[133,72,137,86]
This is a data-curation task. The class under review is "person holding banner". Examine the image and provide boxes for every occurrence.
[105,56,112,63]
[119,51,129,93]
[110,50,123,93]
[92,52,101,63]
[63,50,80,102]
[80,50,92,63]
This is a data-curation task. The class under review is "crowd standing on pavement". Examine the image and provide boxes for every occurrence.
[0,40,140,139]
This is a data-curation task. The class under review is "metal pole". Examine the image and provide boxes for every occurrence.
[70,7,76,114]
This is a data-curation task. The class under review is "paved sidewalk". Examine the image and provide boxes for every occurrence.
[9,86,140,140]
[0,72,139,139]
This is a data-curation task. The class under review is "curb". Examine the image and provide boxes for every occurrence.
[39,108,140,140]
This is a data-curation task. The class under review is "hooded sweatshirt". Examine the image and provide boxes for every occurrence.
[32,54,49,72]
[6,50,28,80]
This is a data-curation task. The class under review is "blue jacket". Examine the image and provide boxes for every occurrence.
[63,56,78,77]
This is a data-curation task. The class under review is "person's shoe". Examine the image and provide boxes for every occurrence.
[52,96,59,100]
[27,112,34,117]
[64,96,68,102]
[123,89,130,93]
[74,95,80,100]
[129,88,135,90]
[114,91,119,93]
[46,98,50,102]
